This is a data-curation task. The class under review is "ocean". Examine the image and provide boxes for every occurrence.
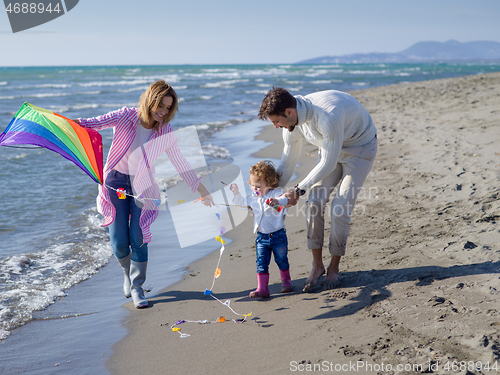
[1,62,500,373]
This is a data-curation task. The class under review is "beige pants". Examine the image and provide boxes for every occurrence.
[306,135,378,256]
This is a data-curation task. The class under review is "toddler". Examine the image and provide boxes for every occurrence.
[231,160,292,298]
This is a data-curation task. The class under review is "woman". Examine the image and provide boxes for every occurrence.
[75,80,213,308]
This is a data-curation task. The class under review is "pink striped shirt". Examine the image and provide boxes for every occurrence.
[79,107,202,243]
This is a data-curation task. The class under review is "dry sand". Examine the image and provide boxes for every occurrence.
[108,72,500,375]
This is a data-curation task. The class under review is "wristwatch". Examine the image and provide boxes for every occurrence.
[294,185,306,196]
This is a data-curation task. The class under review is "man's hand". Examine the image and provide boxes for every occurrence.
[282,188,299,207]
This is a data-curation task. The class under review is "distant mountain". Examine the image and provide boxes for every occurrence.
[296,40,500,64]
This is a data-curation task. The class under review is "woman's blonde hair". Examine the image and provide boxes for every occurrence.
[138,80,178,131]
[249,160,281,189]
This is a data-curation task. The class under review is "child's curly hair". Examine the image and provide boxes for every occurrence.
[249,160,282,189]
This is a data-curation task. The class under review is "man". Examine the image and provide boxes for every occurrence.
[259,87,377,291]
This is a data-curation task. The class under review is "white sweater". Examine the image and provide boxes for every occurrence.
[233,188,288,234]
[277,90,377,191]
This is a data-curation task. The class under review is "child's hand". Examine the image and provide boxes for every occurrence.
[266,198,279,206]
[230,183,239,196]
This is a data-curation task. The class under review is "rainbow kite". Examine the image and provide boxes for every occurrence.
[0,103,103,184]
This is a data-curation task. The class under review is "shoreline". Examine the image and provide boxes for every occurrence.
[109,72,500,374]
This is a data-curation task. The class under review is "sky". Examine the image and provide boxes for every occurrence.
[0,0,499,66]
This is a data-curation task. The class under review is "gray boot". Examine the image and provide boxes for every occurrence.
[116,253,132,298]
[130,260,148,308]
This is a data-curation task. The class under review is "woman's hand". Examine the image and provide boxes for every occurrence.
[200,194,214,207]
[197,183,214,207]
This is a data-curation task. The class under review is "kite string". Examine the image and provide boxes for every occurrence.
[170,240,252,338]
[170,312,248,338]
[205,243,252,319]
[105,183,163,203]
[209,245,224,291]
[106,178,249,207]
[210,294,247,317]
[106,190,246,213]
[106,184,250,209]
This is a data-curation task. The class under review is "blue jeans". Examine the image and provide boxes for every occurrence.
[255,228,289,274]
[106,170,148,262]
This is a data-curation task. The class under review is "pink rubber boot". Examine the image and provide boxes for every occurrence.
[249,273,270,298]
[280,268,293,293]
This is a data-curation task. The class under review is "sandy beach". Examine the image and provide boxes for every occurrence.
[108,72,500,375]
